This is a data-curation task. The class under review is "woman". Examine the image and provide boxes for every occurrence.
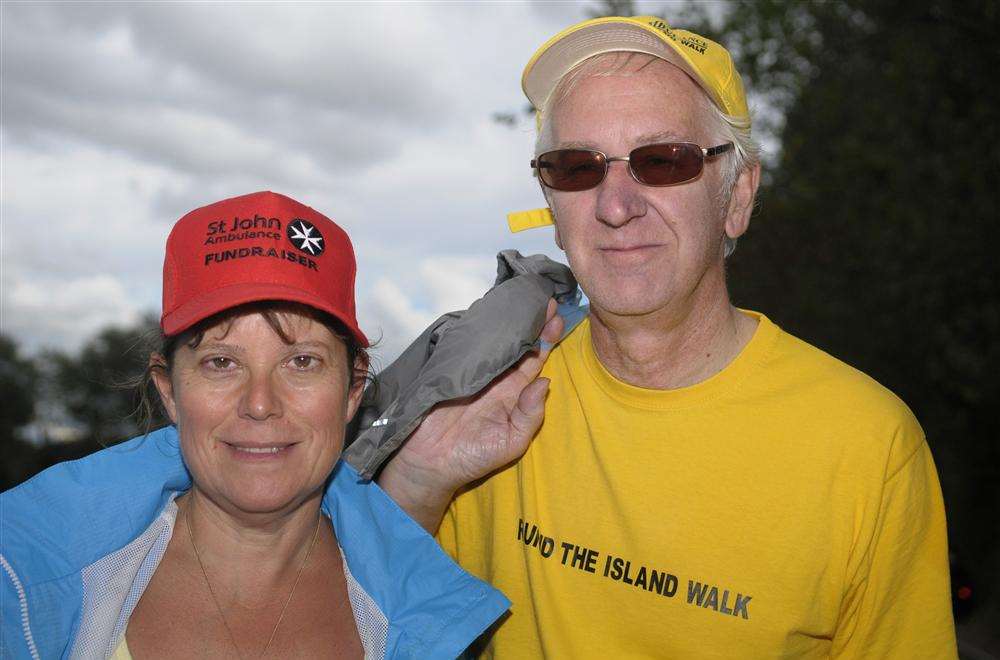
[0,191,509,659]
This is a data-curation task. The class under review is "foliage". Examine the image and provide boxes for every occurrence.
[45,313,165,444]
[0,334,37,435]
[1,315,167,490]
[0,335,40,489]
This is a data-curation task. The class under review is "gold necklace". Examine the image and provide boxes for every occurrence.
[184,504,321,659]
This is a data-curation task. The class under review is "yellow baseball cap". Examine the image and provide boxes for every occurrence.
[508,15,748,233]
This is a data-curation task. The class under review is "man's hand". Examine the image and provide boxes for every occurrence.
[378,299,564,533]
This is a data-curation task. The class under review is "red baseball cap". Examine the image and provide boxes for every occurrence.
[161,191,368,346]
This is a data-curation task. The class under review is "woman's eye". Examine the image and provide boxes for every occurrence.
[290,355,319,370]
[204,356,236,371]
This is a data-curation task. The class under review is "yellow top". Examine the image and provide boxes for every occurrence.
[109,633,131,660]
[439,312,956,658]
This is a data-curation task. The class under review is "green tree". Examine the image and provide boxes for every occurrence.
[0,335,37,437]
[3,315,169,490]
[45,313,165,445]
[0,334,41,489]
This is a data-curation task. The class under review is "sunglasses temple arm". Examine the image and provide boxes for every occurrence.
[704,143,734,157]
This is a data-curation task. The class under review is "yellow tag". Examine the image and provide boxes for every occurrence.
[507,208,554,233]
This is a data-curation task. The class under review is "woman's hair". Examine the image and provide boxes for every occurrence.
[136,300,371,435]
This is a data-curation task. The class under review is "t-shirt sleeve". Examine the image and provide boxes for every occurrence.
[831,423,957,658]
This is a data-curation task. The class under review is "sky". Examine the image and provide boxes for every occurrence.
[0,0,679,366]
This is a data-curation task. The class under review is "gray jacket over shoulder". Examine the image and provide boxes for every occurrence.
[343,250,585,480]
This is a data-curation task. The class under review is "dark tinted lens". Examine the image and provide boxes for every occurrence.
[629,143,703,186]
[536,149,607,191]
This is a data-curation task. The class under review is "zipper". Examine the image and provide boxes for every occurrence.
[0,553,41,660]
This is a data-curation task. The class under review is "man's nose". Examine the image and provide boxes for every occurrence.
[238,371,283,421]
[594,160,647,228]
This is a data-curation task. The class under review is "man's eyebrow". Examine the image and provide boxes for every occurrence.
[636,130,689,143]
[550,139,601,150]
[548,131,692,152]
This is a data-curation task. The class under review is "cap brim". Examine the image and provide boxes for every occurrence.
[524,19,704,112]
[161,282,369,347]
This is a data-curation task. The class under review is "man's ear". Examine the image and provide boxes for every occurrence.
[725,162,761,240]
[149,354,178,424]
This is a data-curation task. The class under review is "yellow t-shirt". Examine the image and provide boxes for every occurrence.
[439,312,956,658]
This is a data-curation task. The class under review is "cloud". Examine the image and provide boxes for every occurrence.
[3,3,449,121]
[3,274,140,353]
[1,1,583,363]
[417,256,498,313]
[359,255,499,368]
[1,2,449,185]
[363,277,435,367]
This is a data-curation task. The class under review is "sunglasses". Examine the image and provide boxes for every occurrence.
[531,142,734,192]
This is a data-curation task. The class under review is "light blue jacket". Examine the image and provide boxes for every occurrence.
[0,427,509,659]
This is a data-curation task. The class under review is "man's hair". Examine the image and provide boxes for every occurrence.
[535,52,760,258]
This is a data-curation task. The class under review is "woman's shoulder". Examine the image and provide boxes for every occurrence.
[323,461,511,658]
[1,427,190,582]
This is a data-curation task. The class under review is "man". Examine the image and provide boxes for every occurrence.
[381,16,957,658]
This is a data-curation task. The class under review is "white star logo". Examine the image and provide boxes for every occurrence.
[288,220,324,255]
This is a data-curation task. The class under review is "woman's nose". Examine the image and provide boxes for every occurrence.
[238,371,283,420]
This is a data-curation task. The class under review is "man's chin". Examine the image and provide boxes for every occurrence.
[588,289,673,318]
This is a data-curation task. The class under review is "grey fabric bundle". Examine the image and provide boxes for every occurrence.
[343,250,582,480]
